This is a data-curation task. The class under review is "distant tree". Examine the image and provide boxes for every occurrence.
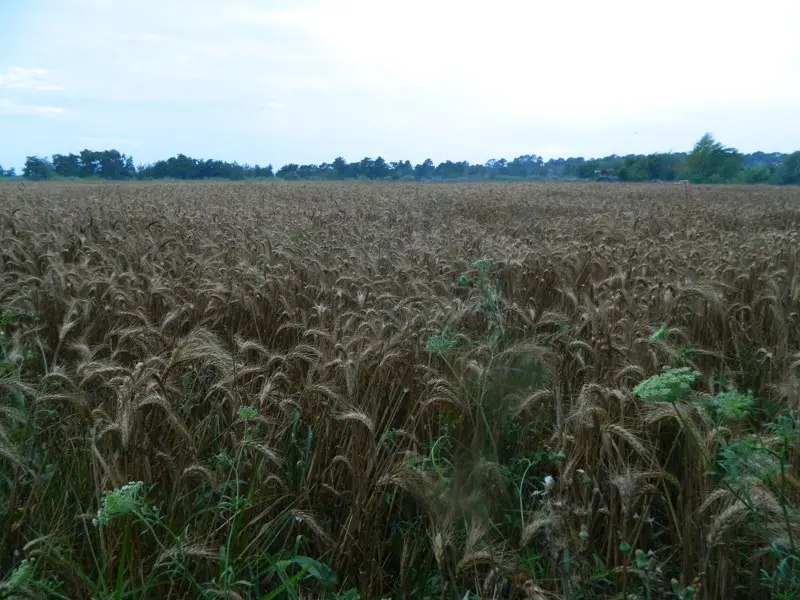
[276,164,299,179]
[137,154,272,180]
[252,164,273,178]
[454,160,470,177]
[777,151,800,185]
[316,163,333,178]
[52,153,82,178]
[577,160,601,179]
[23,156,56,180]
[414,158,434,179]
[490,159,508,176]
[393,160,410,178]
[97,150,132,179]
[560,157,585,179]
[645,153,681,180]
[509,154,545,178]
[170,154,200,179]
[297,164,320,179]
[124,155,136,177]
[388,160,412,179]
[743,151,785,168]
[228,162,246,180]
[435,160,467,179]
[618,157,648,181]
[79,149,101,177]
[738,166,772,184]
[332,157,348,178]
[358,157,375,179]
[372,156,389,179]
[686,133,742,182]
[50,149,136,179]
[9,141,799,184]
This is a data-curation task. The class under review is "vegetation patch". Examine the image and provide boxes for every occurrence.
[0,180,799,599]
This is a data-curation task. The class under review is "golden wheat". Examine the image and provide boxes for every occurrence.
[1,180,799,599]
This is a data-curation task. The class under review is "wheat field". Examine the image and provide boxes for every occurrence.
[1,180,799,599]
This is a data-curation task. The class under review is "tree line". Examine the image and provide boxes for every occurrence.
[4,134,800,184]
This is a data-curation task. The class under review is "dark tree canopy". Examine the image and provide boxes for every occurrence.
[9,135,799,184]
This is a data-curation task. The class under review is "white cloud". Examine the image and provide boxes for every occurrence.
[0,67,64,91]
[58,0,794,133]
[0,98,67,118]
[271,0,800,119]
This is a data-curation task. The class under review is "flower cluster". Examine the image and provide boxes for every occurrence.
[92,481,146,527]
[6,557,35,591]
[237,405,258,422]
[633,366,701,403]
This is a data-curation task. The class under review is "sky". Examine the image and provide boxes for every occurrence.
[1,0,799,170]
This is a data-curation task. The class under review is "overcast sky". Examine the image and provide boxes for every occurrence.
[1,0,799,170]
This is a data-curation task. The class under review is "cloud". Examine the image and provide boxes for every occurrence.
[0,67,64,91]
[265,102,286,110]
[0,98,67,118]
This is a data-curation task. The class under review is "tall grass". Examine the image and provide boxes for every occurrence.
[1,180,799,599]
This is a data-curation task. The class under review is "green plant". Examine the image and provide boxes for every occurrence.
[708,410,800,597]
[632,366,701,404]
[0,556,71,599]
[425,331,457,356]
[670,577,699,599]
[708,390,755,420]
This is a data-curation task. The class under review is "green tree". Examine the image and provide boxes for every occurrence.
[79,149,101,177]
[414,158,434,179]
[372,156,389,179]
[123,155,136,178]
[777,151,800,185]
[577,160,602,179]
[97,150,132,179]
[22,156,56,180]
[276,163,299,179]
[332,157,348,178]
[253,164,273,178]
[52,153,82,177]
[645,153,681,180]
[619,156,649,181]
[686,133,743,182]
[739,166,772,184]
[358,157,375,179]
[435,160,466,178]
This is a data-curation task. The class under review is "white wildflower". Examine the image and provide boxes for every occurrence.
[93,481,145,527]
